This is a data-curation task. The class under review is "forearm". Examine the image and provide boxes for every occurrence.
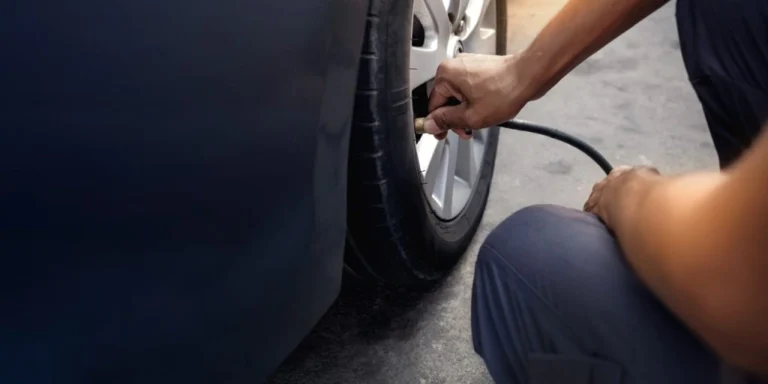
[611,134,768,375]
[515,0,668,98]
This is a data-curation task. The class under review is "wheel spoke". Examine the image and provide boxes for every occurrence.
[409,48,442,91]
[455,132,475,185]
[410,0,452,90]
[413,0,497,220]
[462,0,496,53]
[440,132,460,217]
[417,134,445,197]
[471,128,487,173]
[414,0,452,34]
[428,138,450,217]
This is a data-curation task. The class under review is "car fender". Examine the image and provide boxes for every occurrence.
[0,0,369,381]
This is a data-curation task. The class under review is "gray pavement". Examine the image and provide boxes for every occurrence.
[268,2,718,383]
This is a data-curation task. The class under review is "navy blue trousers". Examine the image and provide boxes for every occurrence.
[471,206,720,384]
[676,0,768,168]
[471,1,768,382]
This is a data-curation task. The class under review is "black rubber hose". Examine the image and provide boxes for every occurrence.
[496,119,614,175]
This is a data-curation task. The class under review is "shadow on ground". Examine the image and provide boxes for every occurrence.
[267,278,447,383]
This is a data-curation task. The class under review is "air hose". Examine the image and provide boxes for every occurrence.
[414,118,614,175]
[497,119,613,174]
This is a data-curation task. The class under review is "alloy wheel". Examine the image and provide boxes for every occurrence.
[411,0,499,220]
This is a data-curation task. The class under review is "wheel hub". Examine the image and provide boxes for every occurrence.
[447,36,463,58]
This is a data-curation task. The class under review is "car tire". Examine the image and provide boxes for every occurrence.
[345,0,507,285]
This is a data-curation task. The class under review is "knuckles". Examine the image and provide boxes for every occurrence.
[465,114,483,130]
[436,57,466,77]
[436,61,454,76]
[432,110,453,131]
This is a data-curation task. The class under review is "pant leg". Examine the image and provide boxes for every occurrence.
[676,0,768,168]
[471,205,720,384]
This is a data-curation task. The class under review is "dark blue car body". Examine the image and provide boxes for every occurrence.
[1,0,369,381]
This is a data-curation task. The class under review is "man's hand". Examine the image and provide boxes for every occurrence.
[423,53,535,140]
[581,127,768,375]
[583,165,661,230]
[420,0,668,140]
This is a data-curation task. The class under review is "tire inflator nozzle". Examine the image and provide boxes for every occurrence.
[414,117,427,134]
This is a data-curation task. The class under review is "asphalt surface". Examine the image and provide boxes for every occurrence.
[268,2,719,383]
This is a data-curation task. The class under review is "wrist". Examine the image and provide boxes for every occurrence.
[512,47,564,101]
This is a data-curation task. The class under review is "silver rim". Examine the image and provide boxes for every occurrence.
[411,0,498,220]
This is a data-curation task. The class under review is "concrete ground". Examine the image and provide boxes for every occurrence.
[269,2,719,383]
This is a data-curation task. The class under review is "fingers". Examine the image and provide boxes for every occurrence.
[453,128,472,140]
[428,81,454,113]
[583,180,604,212]
[583,164,655,222]
[425,58,480,140]
[423,103,470,135]
[430,128,471,141]
[428,61,464,113]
